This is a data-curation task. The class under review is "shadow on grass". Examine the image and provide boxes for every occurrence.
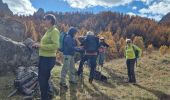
[83,83,114,100]
[59,86,67,100]
[91,84,117,100]
[59,83,78,100]
[76,76,114,100]
[69,84,77,100]
[135,84,170,100]
[104,67,129,86]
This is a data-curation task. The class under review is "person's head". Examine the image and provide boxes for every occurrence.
[86,31,94,36]
[126,39,132,46]
[68,27,77,37]
[43,14,56,27]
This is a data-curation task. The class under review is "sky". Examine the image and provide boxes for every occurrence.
[2,0,170,21]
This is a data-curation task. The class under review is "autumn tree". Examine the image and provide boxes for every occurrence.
[133,36,145,50]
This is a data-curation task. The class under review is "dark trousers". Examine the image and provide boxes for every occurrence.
[38,56,56,100]
[77,55,88,75]
[126,59,136,82]
[77,55,97,80]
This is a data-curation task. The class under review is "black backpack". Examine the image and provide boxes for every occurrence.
[94,70,107,82]
[84,35,99,53]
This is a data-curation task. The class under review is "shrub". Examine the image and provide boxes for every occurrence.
[133,36,145,50]
[159,45,168,55]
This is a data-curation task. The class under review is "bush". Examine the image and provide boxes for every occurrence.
[159,45,168,55]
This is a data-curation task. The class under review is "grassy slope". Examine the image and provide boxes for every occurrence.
[1,51,170,100]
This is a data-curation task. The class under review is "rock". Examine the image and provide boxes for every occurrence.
[0,18,26,42]
[0,35,39,75]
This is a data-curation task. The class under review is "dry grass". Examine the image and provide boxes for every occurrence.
[1,51,170,100]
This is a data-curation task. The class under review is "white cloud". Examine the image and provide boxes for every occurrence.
[2,0,37,15]
[138,0,170,21]
[64,0,133,9]
[147,15,162,21]
[139,0,155,5]
[139,1,170,15]
[132,6,137,10]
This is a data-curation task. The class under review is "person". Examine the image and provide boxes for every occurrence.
[124,39,142,84]
[60,27,79,88]
[98,37,109,69]
[32,14,60,100]
[82,31,100,84]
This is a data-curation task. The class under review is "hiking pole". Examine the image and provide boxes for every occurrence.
[135,58,138,67]
[7,89,18,98]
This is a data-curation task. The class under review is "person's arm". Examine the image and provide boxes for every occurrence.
[104,42,109,48]
[134,45,142,57]
[124,46,127,58]
[40,29,60,51]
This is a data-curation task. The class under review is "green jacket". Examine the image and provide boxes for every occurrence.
[39,26,60,57]
[125,44,142,59]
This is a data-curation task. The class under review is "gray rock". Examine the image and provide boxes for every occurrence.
[0,18,26,42]
[0,35,39,75]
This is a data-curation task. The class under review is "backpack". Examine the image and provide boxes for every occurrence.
[84,35,99,53]
[132,45,139,58]
[59,32,67,52]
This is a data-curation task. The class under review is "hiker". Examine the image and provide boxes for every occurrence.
[98,37,109,70]
[32,14,60,100]
[125,39,142,84]
[80,31,100,84]
[60,27,79,88]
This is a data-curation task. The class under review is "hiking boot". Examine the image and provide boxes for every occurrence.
[89,78,93,84]
[59,83,68,89]
[69,81,78,85]
[77,71,83,76]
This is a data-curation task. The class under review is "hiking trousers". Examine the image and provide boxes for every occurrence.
[77,55,88,75]
[98,52,105,66]
[126,59,136,82]
[60,55,77,84]
[38,56,56,100]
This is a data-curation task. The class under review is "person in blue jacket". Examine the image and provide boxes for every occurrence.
[60,27,79,88]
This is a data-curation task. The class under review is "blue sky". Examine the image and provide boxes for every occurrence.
[2,0,170,21]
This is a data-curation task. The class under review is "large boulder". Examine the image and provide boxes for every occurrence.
[0,18,26,42]
[0,35,38,75]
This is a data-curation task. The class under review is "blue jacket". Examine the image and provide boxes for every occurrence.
[63,28,78,56]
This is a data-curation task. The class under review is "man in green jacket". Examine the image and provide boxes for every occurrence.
[125,39,142,84]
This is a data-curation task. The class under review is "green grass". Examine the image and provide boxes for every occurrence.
[1,51,170,100]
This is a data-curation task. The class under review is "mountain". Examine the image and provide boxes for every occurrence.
[159,12,170,25]
[0,0,13,16]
